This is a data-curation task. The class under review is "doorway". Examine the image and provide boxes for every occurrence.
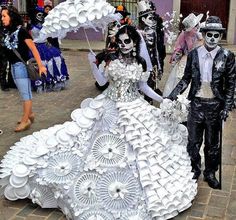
[180,0,230,39]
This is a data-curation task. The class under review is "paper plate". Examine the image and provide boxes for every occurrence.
[46,136,58,148]
[14,184,31,199]
[12,164,30,177]
[76,119,94,129]
[56,129,71,143]
[33,146,50,157]
[9,175,28,188]
[82,107,98,119]
[65,121,81,136]
[71,109,83,121]
[4,185,18,201]
[80,98,93,108]
[23,155,37,166]
[76,115,94,128]
[89,100,103,109]
[94,94,106,100]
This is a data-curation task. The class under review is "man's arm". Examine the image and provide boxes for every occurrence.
[223,51,236,112]
[167,51,193,100]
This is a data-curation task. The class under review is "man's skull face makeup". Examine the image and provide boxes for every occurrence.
[117,33,134,54]
[36,12,44,22]
[142,13,156,27]
[204,31,222,49]
[108,21,121,38]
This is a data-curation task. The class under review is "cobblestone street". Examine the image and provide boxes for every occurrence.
[0,49,236,220]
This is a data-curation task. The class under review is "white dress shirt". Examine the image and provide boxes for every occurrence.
[196,45,220,98]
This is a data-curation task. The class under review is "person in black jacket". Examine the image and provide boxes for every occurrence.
[137,0,164,103]
[168,16,236,189]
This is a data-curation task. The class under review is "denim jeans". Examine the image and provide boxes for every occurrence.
[11,62,32,101]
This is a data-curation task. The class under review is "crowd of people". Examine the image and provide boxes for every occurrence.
[0,0,235,219]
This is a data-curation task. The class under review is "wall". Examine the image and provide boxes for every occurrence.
[154,0,173,17]
[228,0,236,44]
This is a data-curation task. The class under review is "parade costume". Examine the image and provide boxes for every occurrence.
[163,13,203,97]
[0,25,197,220]
[95,5,132,91]
[168,16,236,189]
[138,0,163,103]
[29,4,69,92]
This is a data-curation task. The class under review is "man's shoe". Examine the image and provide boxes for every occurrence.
[204,173,221,189]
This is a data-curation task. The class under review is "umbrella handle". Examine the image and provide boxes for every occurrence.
[83,29,96,55]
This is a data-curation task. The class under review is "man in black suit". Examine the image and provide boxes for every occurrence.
[168,16,236,189]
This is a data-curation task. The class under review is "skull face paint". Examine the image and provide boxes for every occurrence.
[142,13,156,28]
[117,33,134,54]
[204,31,222,49]
[36,12,44,22]
[108,21,121,37]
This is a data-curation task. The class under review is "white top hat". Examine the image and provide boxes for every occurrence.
[182,13,203,31]
[137,0,155,17]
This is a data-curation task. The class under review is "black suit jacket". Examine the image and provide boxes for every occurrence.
[168,46,236,112]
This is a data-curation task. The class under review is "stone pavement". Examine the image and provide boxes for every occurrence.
[0,42,236,220]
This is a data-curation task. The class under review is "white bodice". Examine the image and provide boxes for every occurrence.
[103,60,149,102]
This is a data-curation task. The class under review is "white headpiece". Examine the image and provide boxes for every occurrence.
[182,13,203,31]
[137,0,155,17]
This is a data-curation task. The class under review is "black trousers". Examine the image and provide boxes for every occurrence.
[187,97,222,176]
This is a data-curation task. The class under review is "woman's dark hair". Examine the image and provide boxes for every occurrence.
[44,5,53,11]
[1,6,23,32]
[115,25,147,71]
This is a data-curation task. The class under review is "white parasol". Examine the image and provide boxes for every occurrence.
[39,0,121,49]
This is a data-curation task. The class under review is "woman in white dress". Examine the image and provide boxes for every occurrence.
[0,25,197,220]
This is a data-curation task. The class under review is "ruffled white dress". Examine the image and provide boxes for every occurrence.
[0,59,197,220]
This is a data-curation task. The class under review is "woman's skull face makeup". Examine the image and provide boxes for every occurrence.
[36,12,44,22]
[142,13,156,27]
[204,31,222,49]
[117,33,134,54]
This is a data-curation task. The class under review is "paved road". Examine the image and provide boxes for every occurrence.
[0,50,236,220]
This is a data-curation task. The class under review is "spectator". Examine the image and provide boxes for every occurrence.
[1,5,47,132]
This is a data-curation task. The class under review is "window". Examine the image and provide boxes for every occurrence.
[107,0,138,24]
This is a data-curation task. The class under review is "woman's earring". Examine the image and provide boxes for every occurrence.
[132,47,136,57]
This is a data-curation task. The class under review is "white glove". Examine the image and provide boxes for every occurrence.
[139,81,163,103]
[88,52,108,86]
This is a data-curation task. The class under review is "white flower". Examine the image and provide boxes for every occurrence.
[80,180,96,198]
[177,94,190,106]
[108,181,129,199]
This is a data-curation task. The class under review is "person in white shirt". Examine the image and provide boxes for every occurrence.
[168,16,236,189]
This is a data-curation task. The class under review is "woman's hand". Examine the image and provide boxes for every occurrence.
[39,65,47,76]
